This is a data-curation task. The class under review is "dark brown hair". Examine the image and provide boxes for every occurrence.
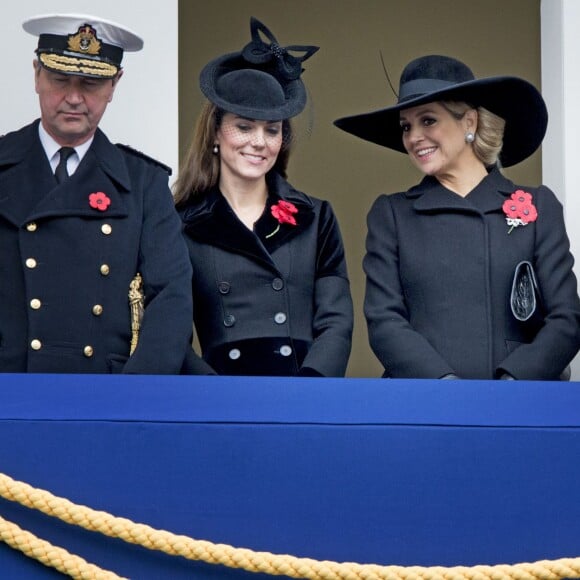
[173,101,293,206]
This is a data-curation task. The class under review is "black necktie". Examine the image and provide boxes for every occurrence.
[55,147,75,183]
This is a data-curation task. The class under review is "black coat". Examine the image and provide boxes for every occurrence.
[364,168,580,380]
[180,172,353,376]
[0,120,193,374]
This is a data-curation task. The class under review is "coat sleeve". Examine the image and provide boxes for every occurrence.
[122,165,194,374]
[299,201,353,377]
[363,194,455,378]
[497,186,580,379]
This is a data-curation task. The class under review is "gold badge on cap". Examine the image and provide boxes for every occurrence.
[67,24,101,55]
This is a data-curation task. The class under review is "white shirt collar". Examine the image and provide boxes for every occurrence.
[38,122,94,174]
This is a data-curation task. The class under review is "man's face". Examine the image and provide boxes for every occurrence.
[34,62,122,147]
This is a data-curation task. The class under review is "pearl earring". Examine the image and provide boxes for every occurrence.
[212,144,219,155]
[465,132,475,144]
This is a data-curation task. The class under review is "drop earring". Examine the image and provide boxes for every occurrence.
[465,132,475,144]
[212,144,219,155]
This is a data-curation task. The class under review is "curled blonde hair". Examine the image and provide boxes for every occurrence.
[441,101,506,167]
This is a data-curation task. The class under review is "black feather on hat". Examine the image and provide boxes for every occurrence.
[199,17,319,121]
[334,54,548,168]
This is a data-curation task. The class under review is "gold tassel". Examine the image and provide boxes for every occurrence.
[129,273,144,355]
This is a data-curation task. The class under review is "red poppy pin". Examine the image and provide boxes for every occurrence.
[266,200,298,238]
[502,190,537,234]
[89,191,111,212]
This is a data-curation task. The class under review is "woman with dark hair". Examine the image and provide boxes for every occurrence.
[174,18,353,376]
[335,54,580,380]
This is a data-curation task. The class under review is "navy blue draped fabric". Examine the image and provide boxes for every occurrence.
[0,374,579,578]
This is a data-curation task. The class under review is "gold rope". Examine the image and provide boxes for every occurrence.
[128,273,144,355]
[0,514,125,579]
[0,471,579,580]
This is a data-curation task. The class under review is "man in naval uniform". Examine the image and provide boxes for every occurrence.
[0,14,194,373]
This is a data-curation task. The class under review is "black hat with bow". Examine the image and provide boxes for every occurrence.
[199,17,318,121]
[334,54,548,168]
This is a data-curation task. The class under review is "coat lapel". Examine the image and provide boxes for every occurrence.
[90,128,132,192]
[409,176,477,213]
[261,178,315,254]
[0,123,55,226]
[0,124,130,225]
[183,190,277,270]
[27,145,129,222]
[182,173,315,269]
[408,168,516,215]
[467,167,517,214]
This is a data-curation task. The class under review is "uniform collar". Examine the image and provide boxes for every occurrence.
[0,121,131,225]
[0,120,131,191]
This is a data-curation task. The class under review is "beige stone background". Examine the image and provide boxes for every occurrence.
[179,0,542,377]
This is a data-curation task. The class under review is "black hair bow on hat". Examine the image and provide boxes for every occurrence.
[242,17,318,81]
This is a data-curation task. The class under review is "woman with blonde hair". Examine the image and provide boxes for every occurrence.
[335,54,580,380]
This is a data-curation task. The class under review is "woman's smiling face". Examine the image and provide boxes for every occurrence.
[399,101,476,180]
[216,113,283,184]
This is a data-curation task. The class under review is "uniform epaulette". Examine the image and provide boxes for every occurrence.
[115,143,172,176]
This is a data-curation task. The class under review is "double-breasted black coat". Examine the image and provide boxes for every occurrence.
[364,167,580,380]
[180,172,353,376]
[0,120,193,374]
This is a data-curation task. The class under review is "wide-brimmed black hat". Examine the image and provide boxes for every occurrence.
[23,13,143,79]
[199,17,318,121]
[334,54,548,167]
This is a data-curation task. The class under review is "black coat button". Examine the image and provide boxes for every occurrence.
[218,281,231,294]
[223,314,236,327]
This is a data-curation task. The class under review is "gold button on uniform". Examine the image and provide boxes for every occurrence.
[30,339,42,350]
[30,299,41,310]
[101,224,112,235]
[26,222,37,232]
[25,258,37,269]
[92,305,103,316]
[83,346,94,357]
[100,264,110,276]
